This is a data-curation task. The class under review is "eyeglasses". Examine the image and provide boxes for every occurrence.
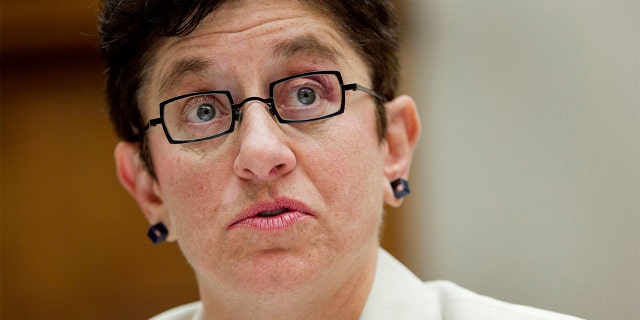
[144,70,385,144]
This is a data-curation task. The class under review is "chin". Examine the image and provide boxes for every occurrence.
[229,248,326,294]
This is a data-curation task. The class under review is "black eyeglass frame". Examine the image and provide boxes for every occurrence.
[144,70,386,144]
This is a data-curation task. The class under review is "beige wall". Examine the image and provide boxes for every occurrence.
[400,1,639,320]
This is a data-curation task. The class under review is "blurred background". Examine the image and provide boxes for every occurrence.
[1,1,637,319]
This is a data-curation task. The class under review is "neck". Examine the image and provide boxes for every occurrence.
[198,247,379,320]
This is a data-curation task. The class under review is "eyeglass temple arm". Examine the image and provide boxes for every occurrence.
[142,118,163,132]
[342,83,387,102]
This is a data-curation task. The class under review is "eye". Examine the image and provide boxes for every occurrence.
[195,104,216,122]
[297,87,317,105]
[181,94,230,124]
[185,102,219,123]
[272,73,341,121]
[279,81,327,109]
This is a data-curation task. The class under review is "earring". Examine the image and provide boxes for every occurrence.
[147,223,168,244]
[390,178,411,199]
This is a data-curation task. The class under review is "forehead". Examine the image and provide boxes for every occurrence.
[143,0,367,98]
[190,0,333,38]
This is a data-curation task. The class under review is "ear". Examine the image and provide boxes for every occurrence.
[382,95,421,207]
[114,142,175,242]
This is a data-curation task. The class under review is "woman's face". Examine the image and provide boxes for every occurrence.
[132,0,394,296]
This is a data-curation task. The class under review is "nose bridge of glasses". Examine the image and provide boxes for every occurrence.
[234,96,276,121]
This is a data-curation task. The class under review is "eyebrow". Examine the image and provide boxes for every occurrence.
[272,34,345,62]
[159,34,344,94]
[159,58,211,94]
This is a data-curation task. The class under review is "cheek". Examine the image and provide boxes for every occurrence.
[153,150,234,271]
[329,115,384,193]
[305,116,386,226]
[153,146,230,230]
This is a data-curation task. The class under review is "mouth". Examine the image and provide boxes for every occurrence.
[229,198,313,230]
[256,207,289,218]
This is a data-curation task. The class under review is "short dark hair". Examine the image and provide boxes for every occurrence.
[100,0,400,170]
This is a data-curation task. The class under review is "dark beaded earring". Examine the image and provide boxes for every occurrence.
[147,223,168,244]
[390,178,411,199]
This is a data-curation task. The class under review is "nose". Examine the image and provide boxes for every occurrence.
[233,101,296,181]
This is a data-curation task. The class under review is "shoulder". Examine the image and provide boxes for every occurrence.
[366,249,582,320]
[425,280,582,320]
[148,301,203,320]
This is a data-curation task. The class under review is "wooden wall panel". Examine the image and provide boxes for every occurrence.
[0,2,200,318]
[1,50,200,319]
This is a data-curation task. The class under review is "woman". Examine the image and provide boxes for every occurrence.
[100,0,581,319]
